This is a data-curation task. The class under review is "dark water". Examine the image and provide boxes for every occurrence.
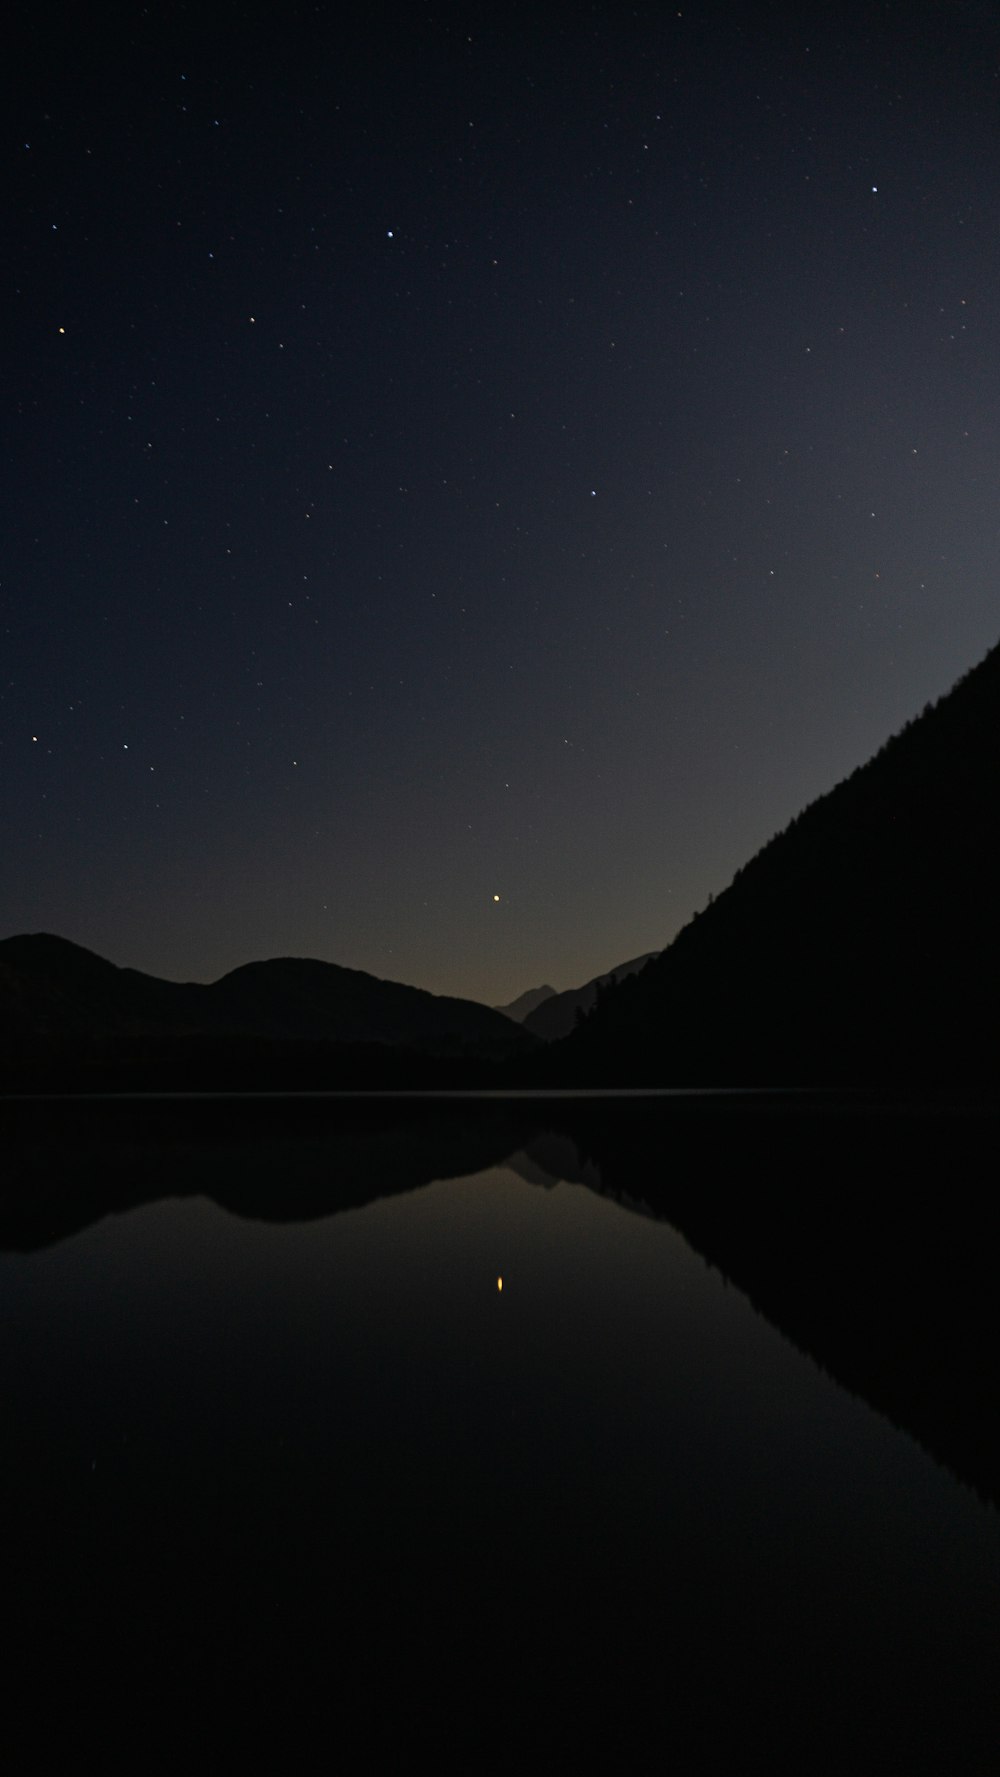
[2,1095,999,1769]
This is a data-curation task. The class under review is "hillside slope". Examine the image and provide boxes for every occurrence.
[0,934,528,1064]
[524,951,660,1041]
[558,641,1000,1085]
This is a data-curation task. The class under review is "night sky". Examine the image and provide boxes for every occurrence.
[4,2,1000,1007]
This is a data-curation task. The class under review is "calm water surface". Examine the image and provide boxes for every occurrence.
[2,1128,998,1768]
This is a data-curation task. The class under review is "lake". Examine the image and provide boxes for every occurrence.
[2,1094,999,1769]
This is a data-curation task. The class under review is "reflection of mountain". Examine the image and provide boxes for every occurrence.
[0,1094,537,1249]
[5,1091,999,1512]
[505,1131,602,1191]
[548,1093,1000,1509]
[554,639,1000,1083]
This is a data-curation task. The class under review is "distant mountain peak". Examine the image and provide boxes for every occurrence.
[493,984,557,1023]
[523,952,659,1041]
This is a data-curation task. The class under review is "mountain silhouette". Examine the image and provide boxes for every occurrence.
[555,639,1000,1084]
[493,984,557,1022]
[0,933,529,1081]
[523,951,660,1041]
[5,641,999,1091]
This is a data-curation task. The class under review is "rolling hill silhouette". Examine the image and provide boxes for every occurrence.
[555,639,1000,1085]
[0,933,528,1085]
